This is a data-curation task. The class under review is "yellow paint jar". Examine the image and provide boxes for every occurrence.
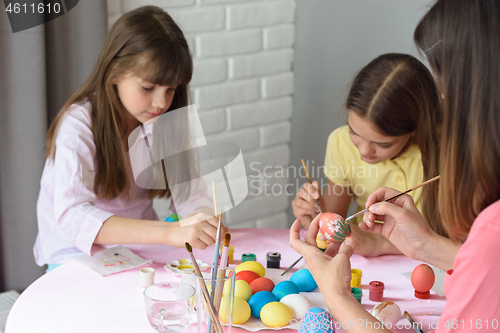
[351,268,362,288]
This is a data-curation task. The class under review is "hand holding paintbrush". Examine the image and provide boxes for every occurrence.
[284,160,323,276]
[291,160,324,230]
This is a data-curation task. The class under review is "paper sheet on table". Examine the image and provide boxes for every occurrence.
[73,246,152,277]
[402,266,445,296]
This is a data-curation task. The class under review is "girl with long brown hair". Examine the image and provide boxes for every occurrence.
[34,6,221,272]
[292,53,442,256]
[291,0,500,331]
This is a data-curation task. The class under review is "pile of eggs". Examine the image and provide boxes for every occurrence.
[220,260,318,327]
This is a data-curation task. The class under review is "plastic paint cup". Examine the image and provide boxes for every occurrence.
[351,287,362,304]
[350,269,362,288]
[139,267,155,288]
[369,281,385,302]
[242,253,256,263]
[266,252,281,269]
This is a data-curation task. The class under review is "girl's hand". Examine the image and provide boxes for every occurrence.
[290,216,354,301]
[358,187,433,260]
[168,210,227,249]
[292,181,325,230]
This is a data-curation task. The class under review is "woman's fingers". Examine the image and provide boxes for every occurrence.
[338,237,355,258]
[304,214,322,245]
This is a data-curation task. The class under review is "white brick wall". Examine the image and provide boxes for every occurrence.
[108,0,296,228]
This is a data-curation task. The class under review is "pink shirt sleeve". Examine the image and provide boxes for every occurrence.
[52,105,114,256]
[437,200,500,332]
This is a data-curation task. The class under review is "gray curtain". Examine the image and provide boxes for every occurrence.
[0,1,107,292]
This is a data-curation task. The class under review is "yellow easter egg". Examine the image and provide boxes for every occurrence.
[234,280,252,301]
[260,302,293,327]
[316,232,331,250]
[235,261,266,278]
[205,282,232,313]
[219,296,251,325]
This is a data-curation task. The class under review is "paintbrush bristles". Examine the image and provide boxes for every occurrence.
[185,242,192,253]
[224,233,231,247]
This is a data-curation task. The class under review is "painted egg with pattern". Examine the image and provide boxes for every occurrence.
[298,307,335,333]
[318,212,351,244]
[369,301,401,326]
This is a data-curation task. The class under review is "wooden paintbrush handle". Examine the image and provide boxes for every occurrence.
[197,273,224,333]
[211,269,226,333]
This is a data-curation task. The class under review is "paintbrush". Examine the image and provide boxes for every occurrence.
[345,175,441,222]
[301,159,322,214]
[404,311,425,333]
[211,233,231,333]
[212,181,218,216]
[185,243,224,333]
[281,160,321,276]
[207,211,222,333]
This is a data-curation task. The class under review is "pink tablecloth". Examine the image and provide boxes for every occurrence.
[5,228,445,333]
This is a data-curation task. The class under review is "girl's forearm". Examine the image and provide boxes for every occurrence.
[94,215,169,245]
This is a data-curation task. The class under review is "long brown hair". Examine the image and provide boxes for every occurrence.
[346,53,444,236]
[45,6,193,200]
[415,0,500,242]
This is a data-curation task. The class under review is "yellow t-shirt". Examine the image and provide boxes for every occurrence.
[324,125,423,225]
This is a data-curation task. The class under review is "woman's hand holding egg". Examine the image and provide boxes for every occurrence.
[290,216,355,303]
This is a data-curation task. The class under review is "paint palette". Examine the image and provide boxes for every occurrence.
[164,258,210,276]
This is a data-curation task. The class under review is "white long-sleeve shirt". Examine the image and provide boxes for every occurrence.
[34,100,211,266]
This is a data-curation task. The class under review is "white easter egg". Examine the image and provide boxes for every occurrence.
[279,294,311,320]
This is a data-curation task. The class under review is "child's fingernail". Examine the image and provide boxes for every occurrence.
[369,203,380,213]
[344,237,354,247]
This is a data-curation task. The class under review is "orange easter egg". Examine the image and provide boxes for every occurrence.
[411,264,435,299]
[319,212,351,244]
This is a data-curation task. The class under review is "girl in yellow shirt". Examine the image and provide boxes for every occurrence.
[292,53,443,256]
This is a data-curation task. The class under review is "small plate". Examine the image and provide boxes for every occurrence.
[164,258,210,276]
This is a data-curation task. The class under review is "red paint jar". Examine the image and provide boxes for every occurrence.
[369,281,385,302]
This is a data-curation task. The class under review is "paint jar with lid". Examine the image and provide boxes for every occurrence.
[369,281,385,302]
[242,253,256,263]
[351,287,362,303]
[350,269,362,288]
[266,252,281,269]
